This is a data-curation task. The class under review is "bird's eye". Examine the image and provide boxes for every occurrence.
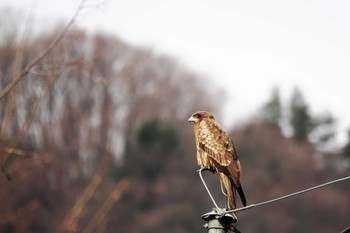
[194,113,201,118]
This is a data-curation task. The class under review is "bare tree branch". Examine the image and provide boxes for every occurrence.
[55,148,112,233]
[2,146,34,157]
[0,200,40,225]
[0,75,54,179]
[82,178,130,233]
[0,0,86,99]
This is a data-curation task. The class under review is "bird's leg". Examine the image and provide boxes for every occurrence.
[196,166,215,173]
[196,165,206,173]
[197,166,220,210]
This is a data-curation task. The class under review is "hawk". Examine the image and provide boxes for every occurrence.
[188,111,246,209]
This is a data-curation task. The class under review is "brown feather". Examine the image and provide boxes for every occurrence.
[189,111,246,209]
[219,172,236,209]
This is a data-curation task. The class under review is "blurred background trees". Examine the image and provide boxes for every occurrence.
[261,86,337,148]
[0,7,349,233]
[260,86,282,127]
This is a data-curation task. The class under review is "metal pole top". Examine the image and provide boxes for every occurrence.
[202,208,238,233]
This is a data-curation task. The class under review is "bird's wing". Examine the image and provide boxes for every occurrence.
[198,119,246,207]
[197,119,234,167]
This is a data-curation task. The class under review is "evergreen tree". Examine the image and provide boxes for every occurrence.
[289,88,313,142]
[310,112,336,148]
[261,87,282,127]
[342,129,350,158]
[126,119,179,179]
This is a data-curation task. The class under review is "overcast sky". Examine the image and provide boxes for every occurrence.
[2,0,350,145]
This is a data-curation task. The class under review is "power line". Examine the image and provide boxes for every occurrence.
[340,225,350,233]
[225,175,350,214]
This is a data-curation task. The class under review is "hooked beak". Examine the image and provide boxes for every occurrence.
[188,116,195,122]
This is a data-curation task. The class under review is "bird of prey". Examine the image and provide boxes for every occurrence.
[188,111,246,209]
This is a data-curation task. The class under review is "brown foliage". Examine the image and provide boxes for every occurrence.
[232,121,350,233]
[0,15,220,232]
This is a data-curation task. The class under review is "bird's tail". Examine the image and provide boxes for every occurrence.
[236,182,247,207]
[219,173,236,209]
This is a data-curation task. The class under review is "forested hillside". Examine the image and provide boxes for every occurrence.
[0,12,349,233]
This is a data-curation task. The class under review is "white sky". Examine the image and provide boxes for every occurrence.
[2,0,350,145]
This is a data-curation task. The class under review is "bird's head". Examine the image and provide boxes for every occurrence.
[188,111,215,123]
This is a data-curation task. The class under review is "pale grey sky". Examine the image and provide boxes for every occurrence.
[2,0,350,145]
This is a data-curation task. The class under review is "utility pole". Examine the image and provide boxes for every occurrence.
[201,208,239,233]
[198,168,241,233]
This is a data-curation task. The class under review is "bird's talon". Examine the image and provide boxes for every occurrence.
[196,167,204,173]
[197,166,209,173]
